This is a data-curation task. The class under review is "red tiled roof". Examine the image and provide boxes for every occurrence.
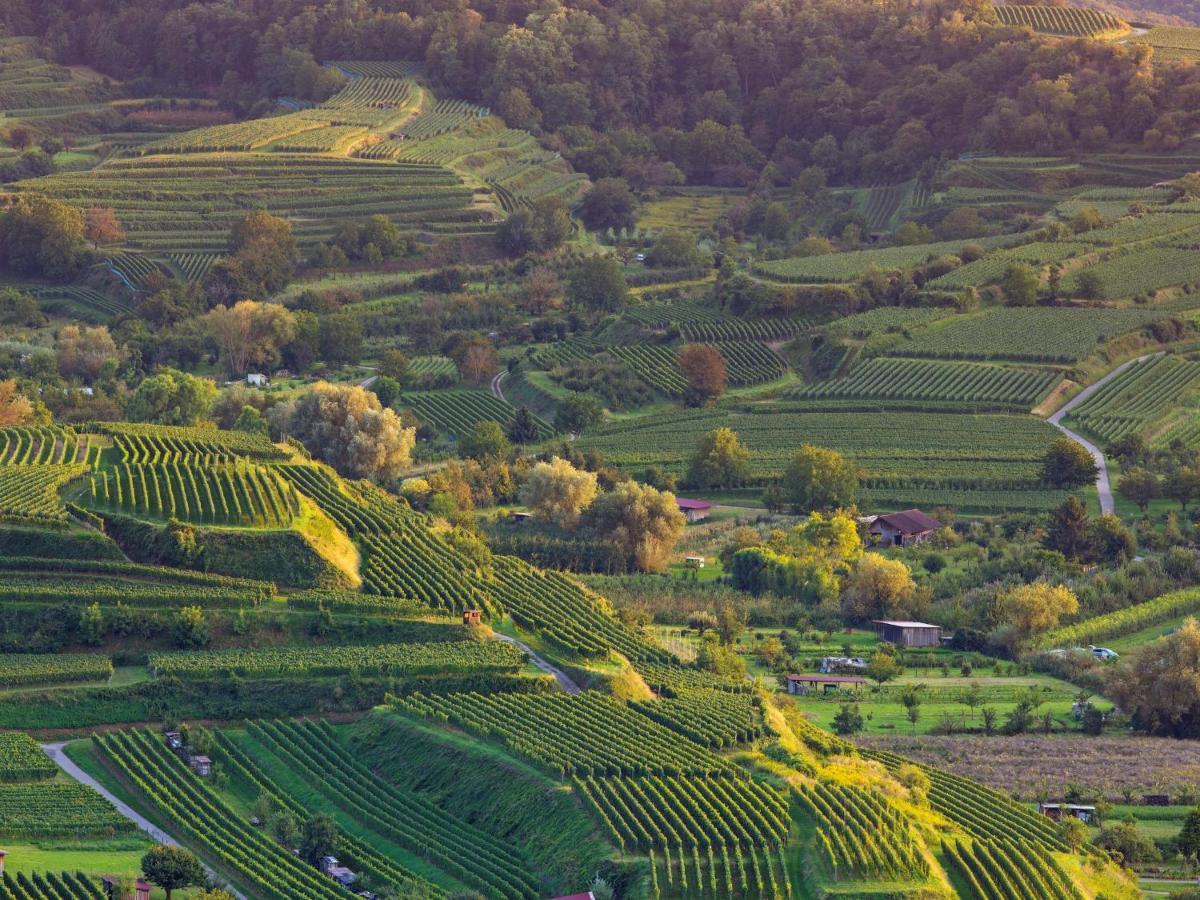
[871,508,940,533]
[787,674,867,683]
[676,498,713,510]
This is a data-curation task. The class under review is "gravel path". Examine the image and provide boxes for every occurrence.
[494,633,581,694]
[42,741,248,900]
[1046,353,1161,515]
[490,369,507,402]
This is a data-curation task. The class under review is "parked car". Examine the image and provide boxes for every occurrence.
[1089,645,1119,661]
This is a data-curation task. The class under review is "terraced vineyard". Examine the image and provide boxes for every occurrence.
[751,236,1011,283]
[995,4,1129,38]
[944,839,1082,900]
[1064,354,1200,445]
[148,641,523,678]
[401,390,552,439]
[0,465,86,522]
[0,428,95,466]
[796,780,928,881]
[0,653,113,688]
[394,691,729,776]
[100,422,288,462]
[630,689,763,748]
[0,871,105,899]
[88,463,299,527]
[891,307,1164,363]
[789,358,1060,409]
[241,718,539,899]
[1063,248,1200,299]
[96,729,351,899]
[576,775,790,896]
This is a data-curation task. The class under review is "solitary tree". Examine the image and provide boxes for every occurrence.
[459,420,510,463]
[141,845,205,899]
[777,444,859,514]
[569,255,627,313]
[685,427,749,489]
[0,380,35,427]
[832,704,864,736]
[584,481,685,572]
[999,582,1079,640]
[1041,438,1098,489]
[127,368,217,427]
[84,207,125,248]
[678,344,727,406]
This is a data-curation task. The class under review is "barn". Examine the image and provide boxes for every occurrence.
[872,620,943,647]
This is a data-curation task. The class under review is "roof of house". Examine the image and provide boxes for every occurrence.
[787,674,867,684]
[676,498,713,510]
[870,508,941,533]
[552,894,595,900]
[872,619,941,630]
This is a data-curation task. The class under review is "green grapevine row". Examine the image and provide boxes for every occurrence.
[0,733,57,782]
[0,428,92,466]
[1065,355,1200,445]
[630,690,763,748]
[0,653,112,689]
[795,780,928,881]
[148,640,523,678]
[0,782,132,838]
[210,730,443,897]
[393,692,730,777]
[244,719,539,899]
[401,390,552,439]
[95,729,349,899]
[0,465,84,522]
[944,838,1083,900]
[0,871,103,900]
[1030,586,1200,649]
[89,462,298,528]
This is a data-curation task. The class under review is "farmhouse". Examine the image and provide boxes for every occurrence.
[868,508,941,547]
[676,498,713,522]
[873,620,943,647]
[786,674,866,695]
[1038,803,1096,824]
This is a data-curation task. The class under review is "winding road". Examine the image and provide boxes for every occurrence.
[41,742,248,899]
[494,633,581,694]
[1046,353,1161,515]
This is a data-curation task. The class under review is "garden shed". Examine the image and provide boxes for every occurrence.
[872,620,943,648]
[868,508,940,546]
[676,498,713,522]
[786,674,866,695]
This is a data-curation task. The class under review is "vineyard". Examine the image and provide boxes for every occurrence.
[401,390,552,439]
[0,465,86,523]
[994,5,1129,39]
[788,358,1059,409]
[0,734,57,782]
[576,775,790,897]
[0,653,112,689]
[0,871,104,899]
[147,640,523,678]
[891,307,1165,363]
[630,689,763,748]
[99,422,288,462]
[1063,248,1200,299]
[88,462,299,527]
[751,236,1011,283]
[96,729,351,899]
[0,428,95,466]
[1064,354,1200,445]
[943,838,1084,900]
[393,691,729,776]
[0,782,132,839]
[239,718,539,898]
[795,780,928,881]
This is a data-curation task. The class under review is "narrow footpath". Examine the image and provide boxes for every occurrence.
[41,742,248,900]
[494,633,581,694]
[490,369,507,402]
[1045,353,1161,515]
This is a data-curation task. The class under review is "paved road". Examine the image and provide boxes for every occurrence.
[490,369,507,402]
[494,634,581,694]
[42,742,248,900]
[1046,353,1161,515]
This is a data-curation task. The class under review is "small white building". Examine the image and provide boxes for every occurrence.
[246,373,269,387]
[684,556,706,569]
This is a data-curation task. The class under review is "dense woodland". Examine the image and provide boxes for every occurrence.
[8,0,1200,183]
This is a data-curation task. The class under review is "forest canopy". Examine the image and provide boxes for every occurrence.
[5,0,1200,184]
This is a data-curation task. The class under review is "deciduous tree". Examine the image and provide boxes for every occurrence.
[840,553,919,622]
[203,300,297,377]
[999,582,1079,639]
[685,427,749,489]
[83,207,125,248]
[520,456,598,528]
[678,344,727,406]
[141,846,204,899]
[57,324,118,382]
[777,444,859,513]
[584,480,685,571]
[1041,438,1098,489]
[127,368,217,426]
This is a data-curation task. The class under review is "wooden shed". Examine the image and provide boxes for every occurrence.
[868,508,940,547]
[676,498,713,523]
[786,674,866,695]
[872,620,943,648]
